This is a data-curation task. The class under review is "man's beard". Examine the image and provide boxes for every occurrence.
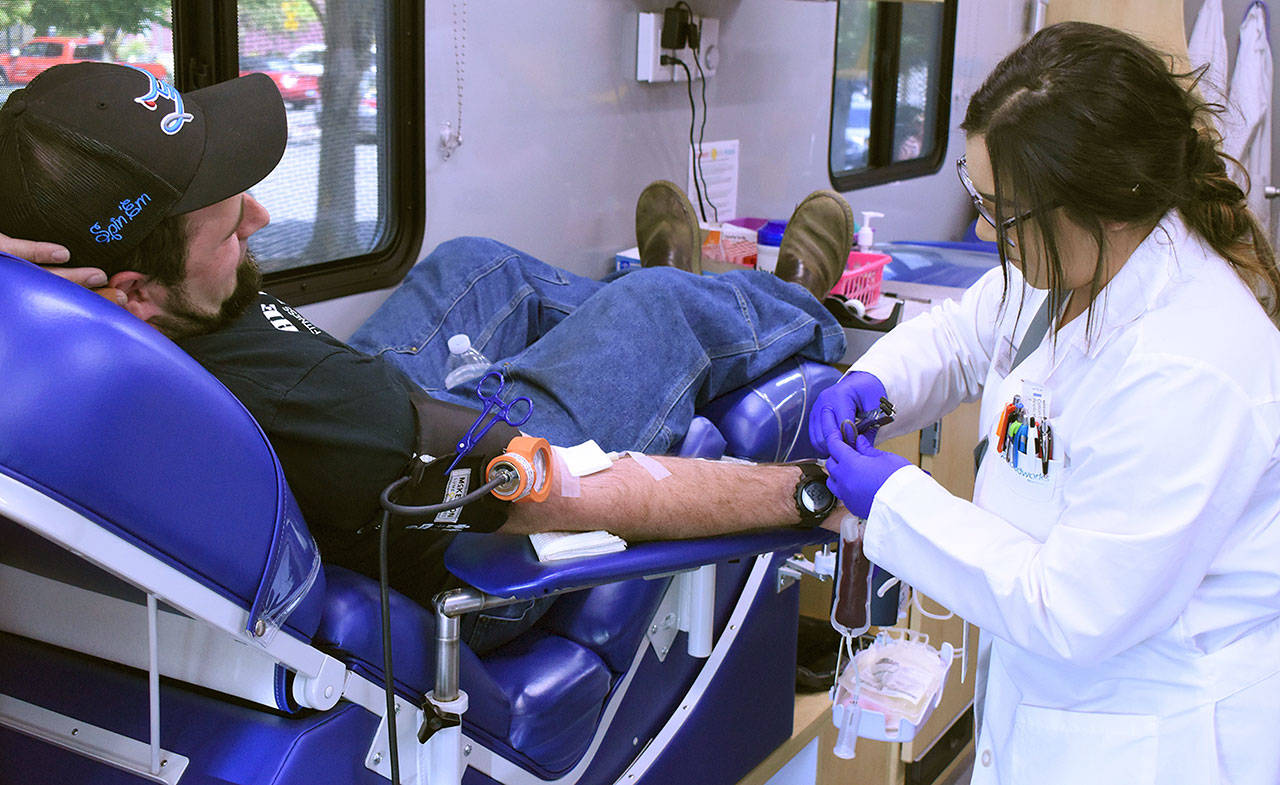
[151,250,263,340]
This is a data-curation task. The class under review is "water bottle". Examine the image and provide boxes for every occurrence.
[444,334,490,390]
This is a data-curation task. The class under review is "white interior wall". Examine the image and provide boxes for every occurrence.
[301,0,1025,338]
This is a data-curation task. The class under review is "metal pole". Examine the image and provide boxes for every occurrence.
[146,594,161,776]
[434,606,461,702]
[687,564,716,658]
[432,588,528,702]
[1029,0,1049,35]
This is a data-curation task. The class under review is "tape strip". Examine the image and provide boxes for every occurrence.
[626,451,671,481]
[553,447,581,498]
[553,440,614,477]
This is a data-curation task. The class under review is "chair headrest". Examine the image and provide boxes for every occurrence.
[0,253,323,638]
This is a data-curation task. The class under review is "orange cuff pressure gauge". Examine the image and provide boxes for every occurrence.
[486,436,554,503]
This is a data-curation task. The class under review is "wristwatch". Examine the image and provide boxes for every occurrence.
[792,460,837,528]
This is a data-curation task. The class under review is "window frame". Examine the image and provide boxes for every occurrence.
[827,0,959,192]
[171,0,424,305]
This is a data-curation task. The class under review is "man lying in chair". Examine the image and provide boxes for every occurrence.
[0,64,853,645]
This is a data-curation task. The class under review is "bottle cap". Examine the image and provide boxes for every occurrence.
[757,220,787,247]
[447,334,472,354]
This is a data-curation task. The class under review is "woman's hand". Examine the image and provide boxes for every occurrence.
[823,426,910,519]
[808,371,889,455]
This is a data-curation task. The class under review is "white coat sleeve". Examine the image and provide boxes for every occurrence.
[852,266,1017,438]
[863,352,1275,666]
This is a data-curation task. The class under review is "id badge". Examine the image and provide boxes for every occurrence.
[1021,380,1049,420]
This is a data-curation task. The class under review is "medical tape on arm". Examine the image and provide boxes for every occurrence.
[546,441,673,499]
[550,440,615,498]
[552,447,581,498]
[624,451,671,481]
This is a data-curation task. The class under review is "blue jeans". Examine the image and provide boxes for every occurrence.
[458,596,558,655]
[349,236,845,453]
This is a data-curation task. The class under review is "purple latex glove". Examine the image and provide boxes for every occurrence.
[808,371,889,456]
[823,423,910,519]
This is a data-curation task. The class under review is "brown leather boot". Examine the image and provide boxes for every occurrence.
[774,190,854,299]
[635,180,702,274]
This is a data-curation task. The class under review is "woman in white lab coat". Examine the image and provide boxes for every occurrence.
[814,22,1280,785]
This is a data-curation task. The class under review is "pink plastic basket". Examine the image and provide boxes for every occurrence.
[831,251,891,305]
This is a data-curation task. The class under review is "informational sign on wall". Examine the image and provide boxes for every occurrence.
[688,139,739,222]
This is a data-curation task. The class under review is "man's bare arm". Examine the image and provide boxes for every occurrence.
[501,455,835,539]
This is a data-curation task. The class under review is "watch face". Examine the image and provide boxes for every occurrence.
[801,481,835,514]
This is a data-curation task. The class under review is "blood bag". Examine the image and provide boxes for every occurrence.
[831,514,873,637]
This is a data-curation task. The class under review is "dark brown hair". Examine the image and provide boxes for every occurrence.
[113,212,189,286]
[962,21,1278,329]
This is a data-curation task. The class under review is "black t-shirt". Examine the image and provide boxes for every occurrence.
[177,293,454,602]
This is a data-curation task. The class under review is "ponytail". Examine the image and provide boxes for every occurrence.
[1178,126,1280,320]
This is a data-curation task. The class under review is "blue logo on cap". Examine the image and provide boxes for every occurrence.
[90,193,152,243]
[128,66,193,136]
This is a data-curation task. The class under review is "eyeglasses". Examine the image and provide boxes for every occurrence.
[956,156,1038,248]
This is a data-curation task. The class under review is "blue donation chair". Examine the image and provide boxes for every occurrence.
[0,253,840,785]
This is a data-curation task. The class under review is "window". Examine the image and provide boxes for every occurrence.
[0,0,422,304]
[829,0,958,191]
[73,43,106,60]
[217,0,422,303]
[20,42,62,58]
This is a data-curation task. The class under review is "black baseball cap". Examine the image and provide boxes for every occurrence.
[0,61,286,272]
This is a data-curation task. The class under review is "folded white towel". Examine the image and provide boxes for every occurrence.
[529,530,627,562]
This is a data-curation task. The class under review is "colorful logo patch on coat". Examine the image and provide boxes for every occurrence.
[128,65,194,135]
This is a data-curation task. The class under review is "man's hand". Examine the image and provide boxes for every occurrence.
[808,371,888,455]
[0,232,126,305]
[823,422,910,519]
[0,232,72,266]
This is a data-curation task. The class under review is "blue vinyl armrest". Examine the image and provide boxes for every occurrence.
[444,528,835,599]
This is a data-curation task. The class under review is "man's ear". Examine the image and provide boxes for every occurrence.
[108,271,168,322]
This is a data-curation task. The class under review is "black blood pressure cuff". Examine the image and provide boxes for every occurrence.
[387,451,512,534]
[406,386,521,458]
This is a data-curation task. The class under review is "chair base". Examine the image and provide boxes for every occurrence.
[0,632,385,785]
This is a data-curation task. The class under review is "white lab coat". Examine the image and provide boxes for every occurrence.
[851,211,1280,784]
[1189,0,1230,112]
[1223,2,1273,236]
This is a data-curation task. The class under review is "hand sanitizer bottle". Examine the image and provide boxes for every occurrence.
[856,211,884,252]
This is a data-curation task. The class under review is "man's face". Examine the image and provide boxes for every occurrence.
[150,193,269,338]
